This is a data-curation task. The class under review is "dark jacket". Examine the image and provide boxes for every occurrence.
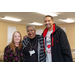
[42,23,73,62]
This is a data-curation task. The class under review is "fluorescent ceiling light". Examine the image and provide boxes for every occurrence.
[36,12,58,16]
[1,16,21,22]
[30,22,43,26]
[60,18,74,23]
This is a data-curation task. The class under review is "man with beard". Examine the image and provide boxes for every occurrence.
[42,15,73,62]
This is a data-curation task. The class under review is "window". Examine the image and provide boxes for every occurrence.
[7,26,17,45]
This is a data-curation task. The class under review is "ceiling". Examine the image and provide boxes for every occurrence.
[0,12,75,26]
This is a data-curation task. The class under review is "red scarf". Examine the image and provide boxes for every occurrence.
[42,23,55,51]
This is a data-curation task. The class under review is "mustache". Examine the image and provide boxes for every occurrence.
[45,24,50,25]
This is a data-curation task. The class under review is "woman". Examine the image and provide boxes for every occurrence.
[22,25,46,62]
[4,31,24,62]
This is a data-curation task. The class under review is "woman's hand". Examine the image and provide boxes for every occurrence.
[23,35,28,39]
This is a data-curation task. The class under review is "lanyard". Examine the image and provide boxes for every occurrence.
[29,37,37,51]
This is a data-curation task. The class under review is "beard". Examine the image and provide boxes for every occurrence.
[45,23,53,31]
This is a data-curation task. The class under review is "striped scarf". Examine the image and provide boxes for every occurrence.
[22,35,46,62]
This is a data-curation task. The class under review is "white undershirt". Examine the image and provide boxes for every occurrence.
[46,30,53,62]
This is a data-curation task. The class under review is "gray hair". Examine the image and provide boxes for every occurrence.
[26,25,36,31]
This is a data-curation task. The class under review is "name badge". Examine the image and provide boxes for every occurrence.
[29,50,35,56]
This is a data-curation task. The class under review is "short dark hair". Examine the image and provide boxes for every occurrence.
[44,15,53,20]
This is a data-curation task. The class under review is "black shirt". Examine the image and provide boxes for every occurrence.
[23,36,38,62]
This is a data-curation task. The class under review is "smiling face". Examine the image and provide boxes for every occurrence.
[13,32,21,43]
[44,17,54,31]
[27,26,36,39]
